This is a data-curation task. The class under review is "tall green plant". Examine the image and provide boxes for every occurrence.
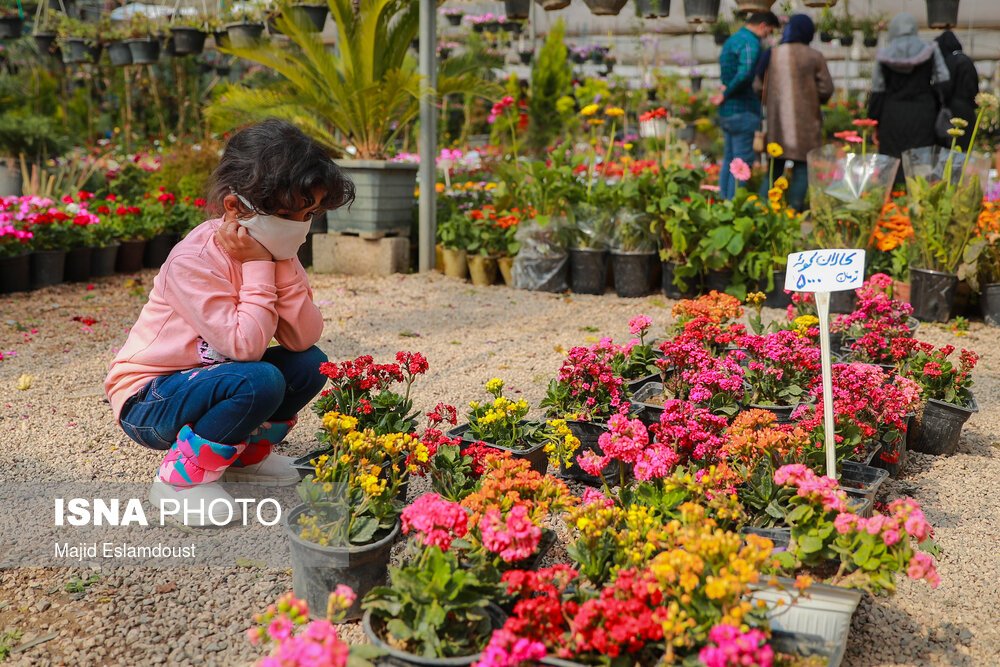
[207,0,494,158]
[528,19,573,151]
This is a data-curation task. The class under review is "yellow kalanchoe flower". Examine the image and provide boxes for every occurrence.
[580,103,600,116]
[485,377,504,395]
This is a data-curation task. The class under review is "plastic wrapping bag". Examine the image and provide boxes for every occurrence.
[512,218,569,292]
[610,209,657,253]
[572,203,613,250]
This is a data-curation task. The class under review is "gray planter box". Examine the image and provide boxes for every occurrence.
[327,159,418,237]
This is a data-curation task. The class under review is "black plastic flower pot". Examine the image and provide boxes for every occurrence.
[829,289,857,314]
[63,247,92,283]
[873,419,910,478]
[909,395,977,456]
[635,0,671,17]
[743,401,802,424]
[909,267,958,323]
[839,35,854,46]
[30,250,65,288]
[62,38,101,64]
[820,31,834,43]
[33,32,58,55]
[863,36,878,47]
[445,13,463,26]
[926,0,959,28]
[225,22,265,48]
[703,268,733,294]
[559,420,619,485]
[611,251,655,298]
[713,31,728,45]
[569,248,608,295]
[115,239,146,273]
[447,423,549,475]
[143,232,175,268]
[683,0,721,23]
[0,16,25,39]
[212,30,230,49]
[661,261,695,300]
[0,253,31,294]
[107,40,132,66]
[125,38,160,65]
[170,27,207,55]
[518,50,533,65]
[763,271,792,309]
[981,283,1000,327]
[286,505,398,621]
[90,244,119,277]
[284,3,327,31]
[504,0,531,19]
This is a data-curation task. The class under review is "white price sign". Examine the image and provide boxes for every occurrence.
[784,249,866,293]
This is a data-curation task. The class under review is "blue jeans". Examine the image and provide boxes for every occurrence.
[119,346,328,450]
[718,112,760,200]
[759,159,809,212]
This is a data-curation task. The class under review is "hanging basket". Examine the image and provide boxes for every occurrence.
[62,38,102,64]
[926,0,959,28]
[0,16,25,39]
[225,21,266,48]
[124,37,160,65]
[504,0,531,19]
[583,0,628,15]
[734,0,775,14]
[802,0,838,6]
[287,3,329,32]
[635,0,671,17]
[683,0,721,24]
[107,40,132,66]
[33,32,58,55]
[536,0,571,11]
[170,27,207,55]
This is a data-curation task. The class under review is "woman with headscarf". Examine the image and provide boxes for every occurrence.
[753,14,833,212]
[868,13,950,176]
[936,30,979,151]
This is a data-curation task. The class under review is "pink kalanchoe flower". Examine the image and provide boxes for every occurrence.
[267,616,294,643]
[474,629,547,667]
[581,487,614,508]
[401,493,469,551]
[906,551,941,588]
[628,314,653,337]
[698,624,774,667]
[577,450,610,477]
[729,157,751,183]
[479,505,542,563]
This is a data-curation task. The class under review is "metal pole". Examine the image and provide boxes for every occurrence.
[418,0,437,272]
[528,0,536,51]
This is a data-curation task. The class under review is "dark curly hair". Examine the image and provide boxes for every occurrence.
[208,119,355,216]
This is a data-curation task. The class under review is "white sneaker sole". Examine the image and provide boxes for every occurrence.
[148,480,239,528]
[219,467,301,487]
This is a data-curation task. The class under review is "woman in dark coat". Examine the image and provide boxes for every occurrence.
[936,30,979,151]
[868,13,950,181]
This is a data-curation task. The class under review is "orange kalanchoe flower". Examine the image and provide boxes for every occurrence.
[978,200,1000,234]
[871,200,913,252]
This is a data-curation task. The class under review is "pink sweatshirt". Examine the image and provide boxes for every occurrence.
[105,218,324,421]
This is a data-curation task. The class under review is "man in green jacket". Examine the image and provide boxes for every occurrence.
[718,11,780,200]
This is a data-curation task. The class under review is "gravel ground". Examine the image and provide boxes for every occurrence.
[0,270,997,666]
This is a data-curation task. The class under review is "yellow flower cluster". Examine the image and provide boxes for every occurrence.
[793,315,820,336]
[485,377,505,395]
[475,395,530,426]
[322,411,359,435]
[543,419,580,468]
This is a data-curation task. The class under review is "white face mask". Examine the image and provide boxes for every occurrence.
[233,193,311,261]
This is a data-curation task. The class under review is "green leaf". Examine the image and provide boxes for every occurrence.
[798,534,825,554]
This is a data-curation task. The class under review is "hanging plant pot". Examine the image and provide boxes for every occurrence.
[143,232,176,268]
[713,30,729,45]
[107,40,132,66]
[213,30,230,49]
[287,3,329,31]
[735,0,775,13]
[502,20,522,33]
[683,0,720,23]
[504,0,531,20]
[0,253,31,294]
[30,250,66,288]
[839,34,855,46]
[468,254,498,286]
[536,0,571,10]
[569,248,608,295]
[909,395,978,456]
[440,247,468,280]
[225,21,266,48]
[62,38,101,64]
[611,251,655,297]
[863,35,878,47]
[981,282,1000,326]
[819,31,834,42]
[518,50,533,64]
[170,27,207,55]
[445,13,463,26]
[64,247,92,283]
[583,0,628,15]
[115,239,146,273]
[635,0,671,17]
[803,0,838,5]
[90,244,119,277]
[909,267,958,322]
[926,0,959,28]
[0,16,25,39]
[33,32,58,55]
[286,506,399,621]
[124,37,160,65]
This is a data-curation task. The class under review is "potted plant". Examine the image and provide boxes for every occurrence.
[569,191,613,295]
[898,340,979,456]
[711,16,730,45]
[610,207,656,298]
[139,189,177,267]
[288,411,426,620]
[926,0,959,29]
[465,205,503,286]
[55,15,101,64]
[106,202,147,273]
[635,0,671,18]
[739,330,821,419]
[32,12,60,57]
[683,0,720,24]
[284,0,330,32]
[960,226,1000,326]
[735,0,775,13]
[537,0,570,11]
[437,210,472,280]
[223,0,267,47]
[904,97,998,322]
[837,14,855,47]
[517,48,533,65]
[817,8,836,42]
[88,195,122,277]
[208,0,489,239]
[169,13,209,56]
[0,197,33,294]
[859,16,882,47]
[104,21,132,66]
[123,14,161,64]
[504,0,531,20]
[441,7,464,26]
[448,378,580,474]
[0,7,25,39]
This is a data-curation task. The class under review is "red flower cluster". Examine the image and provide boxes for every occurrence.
[639,107,667,122]
[319,355,405,392]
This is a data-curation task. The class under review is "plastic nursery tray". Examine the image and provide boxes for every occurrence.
[840,461,889,506]
[291,448,332,479]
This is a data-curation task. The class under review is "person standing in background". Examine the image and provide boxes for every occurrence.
[717,11,781,200]
[754,14,834,212]
[868,13,950,184]
[935,30,979,152]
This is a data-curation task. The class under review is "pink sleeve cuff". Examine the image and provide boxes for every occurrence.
[241,260,276,286]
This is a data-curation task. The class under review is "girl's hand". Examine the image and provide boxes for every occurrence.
[216,213,272,263]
